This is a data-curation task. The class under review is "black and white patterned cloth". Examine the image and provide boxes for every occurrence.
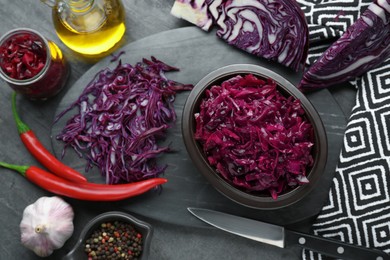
[295,0,390,259]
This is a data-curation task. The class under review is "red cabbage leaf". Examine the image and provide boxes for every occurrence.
[299,0,390,90]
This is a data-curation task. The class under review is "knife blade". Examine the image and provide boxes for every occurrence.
[187,207,389,260]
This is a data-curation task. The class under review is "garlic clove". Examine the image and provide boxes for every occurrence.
[20,196,74,257]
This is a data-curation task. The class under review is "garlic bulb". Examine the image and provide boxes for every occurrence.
[20,196,74,257]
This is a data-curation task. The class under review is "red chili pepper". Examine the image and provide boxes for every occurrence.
[0,161,167,201]
[12,92,87,183]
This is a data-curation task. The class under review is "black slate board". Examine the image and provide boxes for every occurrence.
[51,27,347,226]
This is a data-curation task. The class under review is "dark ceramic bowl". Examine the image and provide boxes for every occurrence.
[182,64,327,210]
[63,211,153,260]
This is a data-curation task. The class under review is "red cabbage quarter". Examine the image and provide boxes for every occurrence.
[55,57,193,184]
[299,0,390,90]
[171,0,309,72]
[194,74,314,199]
[171,0,213,31]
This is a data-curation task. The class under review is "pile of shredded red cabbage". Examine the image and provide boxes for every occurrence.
[55,57,193,184]
[194,74,314,199]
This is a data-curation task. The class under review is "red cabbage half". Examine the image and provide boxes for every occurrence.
[299,0,390,90]
[171,0,309,72]
[55,57,193,184]
[210,0,309,72]
[194,74,314,199]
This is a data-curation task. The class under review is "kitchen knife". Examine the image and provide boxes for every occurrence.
[187,207,389,260]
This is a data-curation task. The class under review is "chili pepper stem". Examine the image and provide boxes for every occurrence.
[0,161,28,177]
[11,92,30,134]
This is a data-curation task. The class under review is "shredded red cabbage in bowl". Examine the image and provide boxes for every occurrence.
[194,74,314,199]
[55,57,192,184]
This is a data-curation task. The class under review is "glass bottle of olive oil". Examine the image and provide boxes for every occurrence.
[42,0,126,57]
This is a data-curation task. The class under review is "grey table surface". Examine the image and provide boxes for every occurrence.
[0,1,357,259]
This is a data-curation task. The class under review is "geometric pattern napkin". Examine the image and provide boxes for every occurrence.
[295,0,390,258]
[302,60,390,260]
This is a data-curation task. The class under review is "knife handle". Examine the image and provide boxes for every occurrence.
[285,229,390,260]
